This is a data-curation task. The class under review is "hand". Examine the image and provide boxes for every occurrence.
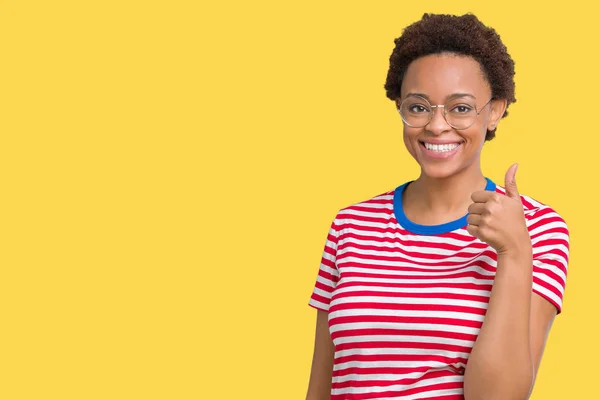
[466,164,531,255]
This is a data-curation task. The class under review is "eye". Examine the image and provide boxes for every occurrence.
[450,104,473,114]
[408,104,429,113]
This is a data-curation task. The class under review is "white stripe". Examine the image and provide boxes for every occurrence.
[411,387,464,399]
[334,284,491,297]
[528,219,568,237]
[334,360,467,372]
[329,308,485,322]
[329,321,480,335]
[532,284,562,309]
[340,226,475,247]
[340,264,496,277]
[333,334,475,349]
[315,274,335,289]
[335,347,471,360]
[338,248,499,267]
[308,298,329,311]
[316,262,337,277]
[311,286,332,299]
[332,295,489,309]
[533,264,565,292]
[342,276,495,285]
[348,202,394,211]
[339,236,492,257]
[331,373,464,395]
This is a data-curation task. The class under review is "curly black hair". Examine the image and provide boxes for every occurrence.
[384,13,516,141]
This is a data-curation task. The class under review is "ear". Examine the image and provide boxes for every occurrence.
[487,98,508,131]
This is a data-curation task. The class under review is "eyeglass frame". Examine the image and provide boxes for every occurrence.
[396,95,494,130]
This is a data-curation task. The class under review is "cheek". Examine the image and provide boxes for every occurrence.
[465,124,488,148]
[402,129,420,157]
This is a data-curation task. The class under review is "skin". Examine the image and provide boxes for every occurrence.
[306,53,558,400]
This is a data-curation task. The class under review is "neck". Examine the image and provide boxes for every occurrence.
[407,165,487,217]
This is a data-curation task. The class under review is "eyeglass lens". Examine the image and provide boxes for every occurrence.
[399,95,483,129]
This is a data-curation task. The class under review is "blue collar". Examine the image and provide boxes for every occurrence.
[393,177,497,235]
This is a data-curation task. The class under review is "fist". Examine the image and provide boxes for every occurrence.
[466,164,531,255]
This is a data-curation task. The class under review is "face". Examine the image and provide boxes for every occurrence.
[396,53,506,179]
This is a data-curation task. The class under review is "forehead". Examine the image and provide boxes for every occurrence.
[400,53,491,100]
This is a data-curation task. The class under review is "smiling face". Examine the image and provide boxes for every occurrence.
[396,53,506,179]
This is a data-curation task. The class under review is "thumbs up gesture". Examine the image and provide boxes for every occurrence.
[466,164,531,255]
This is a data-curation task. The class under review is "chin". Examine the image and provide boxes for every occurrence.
[419,163,461,179]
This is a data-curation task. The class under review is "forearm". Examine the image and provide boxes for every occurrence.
[306,310,335,400]
[464,248,534,400]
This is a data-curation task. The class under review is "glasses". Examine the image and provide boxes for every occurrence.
[397,95,493,130]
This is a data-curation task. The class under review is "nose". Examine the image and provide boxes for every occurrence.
[426,106,452,135]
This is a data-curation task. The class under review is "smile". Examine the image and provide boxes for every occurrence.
[420,141,462,153]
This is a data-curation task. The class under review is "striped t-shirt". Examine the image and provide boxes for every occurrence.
[308,178,569,400]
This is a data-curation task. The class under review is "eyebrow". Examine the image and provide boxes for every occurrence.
[406,92,477,101]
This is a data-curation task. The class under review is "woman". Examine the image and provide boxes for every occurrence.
[305,13,569,400]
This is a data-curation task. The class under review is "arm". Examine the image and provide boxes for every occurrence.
[465,165,564,400]
[463,249,557,400]
[306,309,335,400]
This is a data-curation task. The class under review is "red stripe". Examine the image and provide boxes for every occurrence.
[533,258,567,281]
[317,268,337,283]
[533,265,566,288]
[530,226,569,241]
[329,301,487,315]
[336,280,493,291]
[533,237,569,250]
[528,215,565,232]
[520,196,536,210]
[342,215,398,225]
[532,275,563,299]
[333,365,433,377]
[331,380,463,399]
[330,315,482,330]
[310,293,330,305]
[337,256,495,270]
[533,247,569,264]
[313,280,334,293]
[335,353,467,365]
[533,287,561,312]
[340,270,494,281]
[337,241,498,262]
[337,238,489,255]
[338,222,474,241]
[346,204,395,215]
[331,328,477,342]
[333,289,490,303]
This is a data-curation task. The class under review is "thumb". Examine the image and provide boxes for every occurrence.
[504,163,520,200]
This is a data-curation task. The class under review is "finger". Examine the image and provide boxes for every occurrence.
[471,190,499,203]
[466,223,479,237]
[466,213,483,227]
[504,163,520,200]
[467,202,487,215]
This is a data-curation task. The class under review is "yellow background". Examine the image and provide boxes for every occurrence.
[0,1,595,399]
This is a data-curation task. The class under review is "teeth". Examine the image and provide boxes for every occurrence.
[424,142,460,152]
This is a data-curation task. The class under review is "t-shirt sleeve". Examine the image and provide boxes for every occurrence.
[528,206,570,314]
[308,214,341,312]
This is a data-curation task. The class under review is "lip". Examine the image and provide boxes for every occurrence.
[419,141,462,159]
[419,139,463,145]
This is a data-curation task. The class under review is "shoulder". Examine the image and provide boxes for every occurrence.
[495,184,569,235]
[331,187,397,227]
